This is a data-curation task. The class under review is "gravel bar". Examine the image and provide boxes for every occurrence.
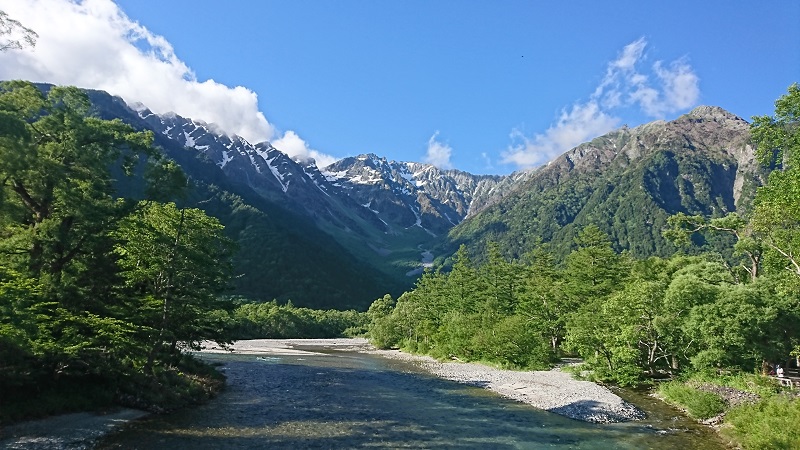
[364,348,645,423]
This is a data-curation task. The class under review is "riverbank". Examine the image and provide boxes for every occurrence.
[0,408,148,449]
[1,338,647,448]
[364,348,645,423]
[204,338,644,423]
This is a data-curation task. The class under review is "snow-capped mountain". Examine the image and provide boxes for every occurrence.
[134,106,518,241]
[135,107,394,235]
[322,154,509,235]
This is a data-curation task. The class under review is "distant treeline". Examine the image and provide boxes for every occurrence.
[227,299,368,339]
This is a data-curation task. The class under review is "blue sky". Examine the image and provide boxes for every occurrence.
[1,0,798,174]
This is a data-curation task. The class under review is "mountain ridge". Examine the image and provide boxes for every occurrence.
[439,105,765,264]
[72,82,766,307]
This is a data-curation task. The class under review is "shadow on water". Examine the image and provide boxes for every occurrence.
[98,352,726,449]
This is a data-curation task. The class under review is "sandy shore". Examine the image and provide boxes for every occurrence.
[204,338,644,423]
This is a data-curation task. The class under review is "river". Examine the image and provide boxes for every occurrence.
[97,345,727,449]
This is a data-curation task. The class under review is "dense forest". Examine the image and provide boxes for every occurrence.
[0,81,239,420]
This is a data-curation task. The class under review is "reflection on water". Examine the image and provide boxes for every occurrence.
[98,350,725,449]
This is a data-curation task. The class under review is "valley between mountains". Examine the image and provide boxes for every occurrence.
[82,86,765,309]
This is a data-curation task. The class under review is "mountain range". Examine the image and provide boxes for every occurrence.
[82,86,765,309]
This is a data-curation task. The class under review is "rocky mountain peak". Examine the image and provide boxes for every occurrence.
[687,105,747,123]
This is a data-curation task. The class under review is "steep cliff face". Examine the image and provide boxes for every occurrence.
[443,106,765,262]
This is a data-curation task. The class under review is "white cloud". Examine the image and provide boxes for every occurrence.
[423,131,454,169]
[612,37,647,71]
[272,130,337,168]
[480,152,494,171]
[0,0,274,143]
[653,59,700,113]
[504,37,700,169]
[597,37,700,118]
[503,101,619,168]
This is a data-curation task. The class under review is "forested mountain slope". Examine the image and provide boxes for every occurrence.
[442,106,767,263]
[83,87,401,310]
[81,87,527,299]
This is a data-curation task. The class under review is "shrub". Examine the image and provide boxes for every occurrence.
[658,381,726,419]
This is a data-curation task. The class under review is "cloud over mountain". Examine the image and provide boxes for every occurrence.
[424,131,454,170]
[503,37,700,169]
[0,0,274,144]
[273,130,337,168]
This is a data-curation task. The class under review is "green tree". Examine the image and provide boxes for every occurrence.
[563,224,629,302]
[480,242,519,320]
[443,245,481,313]
[563,226,633,382]
[684,280,784,372]
[0,81,153,301]
[113,201,233,367]
[0,81,237,420]
[517,243,570,352]
[367,294,401,348]
[0,81,158,388]
[750,83,800,277]
[665,212,762,281]
[0,264,39,387]
[367,293,395,323]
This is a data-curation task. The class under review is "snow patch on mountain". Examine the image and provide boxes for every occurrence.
[219,150,233,168]
[183,130,195,147]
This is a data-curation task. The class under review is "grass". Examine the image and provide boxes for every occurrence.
[656,372,800,449]
[723,395,800,449]
[658,381,726,420]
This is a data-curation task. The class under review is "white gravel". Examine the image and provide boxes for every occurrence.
[363,348,645,423]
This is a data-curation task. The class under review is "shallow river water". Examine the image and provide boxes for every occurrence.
[98,348,727,449]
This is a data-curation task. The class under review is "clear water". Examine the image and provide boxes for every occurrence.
[98,350,726,449]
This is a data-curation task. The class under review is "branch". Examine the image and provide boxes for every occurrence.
[767,242,800,276]
[10,179,45,221]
